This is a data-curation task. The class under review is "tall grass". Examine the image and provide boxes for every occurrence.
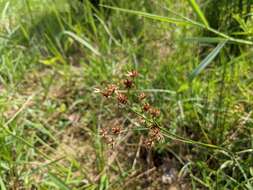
[102,1,253,189]
[203,0,253,56]
[0,0,253,189]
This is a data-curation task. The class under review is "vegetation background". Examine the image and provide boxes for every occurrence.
[0,0,253,189]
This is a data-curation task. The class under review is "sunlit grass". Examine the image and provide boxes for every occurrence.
[0,0,253,189]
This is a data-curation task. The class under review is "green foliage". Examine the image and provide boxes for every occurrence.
[0,0,253,189]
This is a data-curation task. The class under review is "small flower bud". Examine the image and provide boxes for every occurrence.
[101,84,117,98]
[107,84,117,94]
[123,79,133,89]
[112,126,121,135]
[100,128,108,137]
[101,91,111,98]
[138,92,146,101]
[143,103,151,112]
[126,70,138,78]
[117,93,128,104]
[149,107,160,117]
[143,138,154,147]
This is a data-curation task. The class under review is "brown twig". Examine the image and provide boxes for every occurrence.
[123,167,156,188]
[131,135,143,170]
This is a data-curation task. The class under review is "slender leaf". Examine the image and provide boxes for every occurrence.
[185,37,227,44]
[62,31,101,56]
[0,177,6,190]
[165,6,253,45]
[48,173,71,190]
[187,0,209,27]
[99,174,109,190]
[189,41,227,80]
[1,1,10,20]
[101,5,191,25]
[103,5,253,45]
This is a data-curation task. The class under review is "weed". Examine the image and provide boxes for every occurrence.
[0,0,253,189]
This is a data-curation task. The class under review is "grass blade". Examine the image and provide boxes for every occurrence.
[185,37,226,44]
[48,173,71,190]
[104,5,253,45]
[187,0,209,27]
[99,174,109,190]
[101,5,191,25]
[0,177,7,190]
[1,1,10,20]
[61,31,101,56]
[189,41,227,81]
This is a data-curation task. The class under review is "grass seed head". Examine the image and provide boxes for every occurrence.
[100,128,108,137]
[143,138,154,147]
[139,92,146,101]
[117,93,128,104]
[149,124,163,141]
[149,107,160,117]
[123,79,133,89]
[112,126,121,135]
[143,103,151,112]
[127,70,138,78]
[101,84,117,98]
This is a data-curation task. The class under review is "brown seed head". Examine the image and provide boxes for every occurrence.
[112,126,121,135]
[107,84,117,94]
[148,124,163,142]
[117,93,128,104]
[143,103,151,112]
[101,91,111,98]
[150,125,160,137]
[143,138,154,147]
[123,79,133,89]
[149,107,160,117]
[101,84,117,98]
[127,70,138,78]
[138,117,146,124]
[139,92,146,101]
[100,128,108,138]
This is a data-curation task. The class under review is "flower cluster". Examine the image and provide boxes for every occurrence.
[145,124,164,147]
[96,70,163,148]
[100,126,123,147]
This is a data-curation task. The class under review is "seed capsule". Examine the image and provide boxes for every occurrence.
[149,107,160,117]
[123,79,133,89]
[138,92,146,101]
[101,84,117,98]
[112,126,121,135]
[143,103,151,112]
[117,93,128,104]
[143,138,154,147]
[127,70,138,78]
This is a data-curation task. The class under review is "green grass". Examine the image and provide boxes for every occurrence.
[0,0,253,189]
